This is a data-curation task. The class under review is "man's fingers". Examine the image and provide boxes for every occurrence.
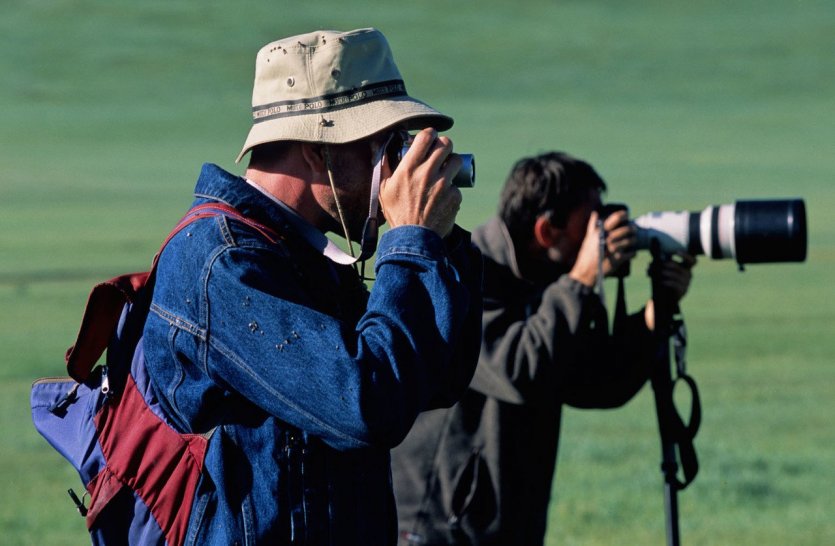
[602,210,629,232]
[425,136,454,176]
[397,129,456,185]
[403,128,439,165]
[439,153,463,186]
[380,127,464,237]
[680,253,697,269]
[659,261,693,299]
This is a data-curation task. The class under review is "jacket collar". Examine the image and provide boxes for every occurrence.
[192,163,292,233]
[191,163,359,265]
[473,216,527,282]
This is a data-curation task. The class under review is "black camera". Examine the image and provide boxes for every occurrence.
[605,198,807,266]
[386,132,475,188]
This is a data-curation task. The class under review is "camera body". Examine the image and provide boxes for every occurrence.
[396,145,475,188]
[603,198,807,266]
[385,131,475,188]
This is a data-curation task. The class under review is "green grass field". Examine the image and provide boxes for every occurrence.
[2,1,833,544]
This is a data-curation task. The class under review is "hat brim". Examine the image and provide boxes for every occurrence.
[236,96,453,163]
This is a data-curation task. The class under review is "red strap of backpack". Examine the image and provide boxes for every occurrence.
[65,203,281,382]
[151,203,281,269]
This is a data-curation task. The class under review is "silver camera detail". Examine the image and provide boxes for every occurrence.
[395,145,475,188]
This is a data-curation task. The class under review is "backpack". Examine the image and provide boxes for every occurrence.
[30,203,280,546]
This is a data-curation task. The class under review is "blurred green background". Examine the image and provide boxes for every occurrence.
[2,1,833,544]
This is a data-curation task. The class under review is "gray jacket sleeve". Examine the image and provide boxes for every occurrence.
[468,275,654,408]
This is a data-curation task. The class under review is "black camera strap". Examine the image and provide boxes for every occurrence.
[612,276,628,337]
[667,311,701,489]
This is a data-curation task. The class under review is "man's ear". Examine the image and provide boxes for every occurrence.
[300,143,327,175]
[533,215,562,249]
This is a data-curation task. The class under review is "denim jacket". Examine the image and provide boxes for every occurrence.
[142,163,482,545]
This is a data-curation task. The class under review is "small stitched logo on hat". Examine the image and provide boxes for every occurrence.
[252,80,407,123]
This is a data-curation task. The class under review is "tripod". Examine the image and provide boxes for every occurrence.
[648,245,701,546]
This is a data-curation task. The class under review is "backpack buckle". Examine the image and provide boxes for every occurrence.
[67,488,88,517]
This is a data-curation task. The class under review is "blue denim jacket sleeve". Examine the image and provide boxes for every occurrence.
[203,224,481,451]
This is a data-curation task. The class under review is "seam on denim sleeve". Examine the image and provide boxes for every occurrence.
[206,335,371,449]
[150,304,206,339]
[201,243,234,376]
[165,326,188,423]
[376,247,439,263]
[217,216,236,246]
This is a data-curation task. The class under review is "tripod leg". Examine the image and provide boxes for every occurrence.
[649,244,683,546]
[663,456,681,546]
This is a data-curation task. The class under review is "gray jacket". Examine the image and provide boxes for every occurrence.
[391,217,654,546]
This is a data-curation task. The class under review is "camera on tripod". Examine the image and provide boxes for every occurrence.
[602,198,807,268]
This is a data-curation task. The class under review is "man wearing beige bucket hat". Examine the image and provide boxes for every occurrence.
[142,28,482,545]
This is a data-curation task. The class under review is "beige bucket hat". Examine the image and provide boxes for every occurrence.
[236,28,454,163]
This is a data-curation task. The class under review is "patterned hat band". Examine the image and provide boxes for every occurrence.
[252,80,407,123]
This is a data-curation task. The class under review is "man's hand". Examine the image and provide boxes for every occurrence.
[379,128,463,238]
[569,209,639,287]
[568,211,603,287]
[650,253,696,303]
[644,253,697,330]
[601,209,637,276]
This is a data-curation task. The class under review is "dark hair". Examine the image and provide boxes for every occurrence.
[499,151,607,245]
